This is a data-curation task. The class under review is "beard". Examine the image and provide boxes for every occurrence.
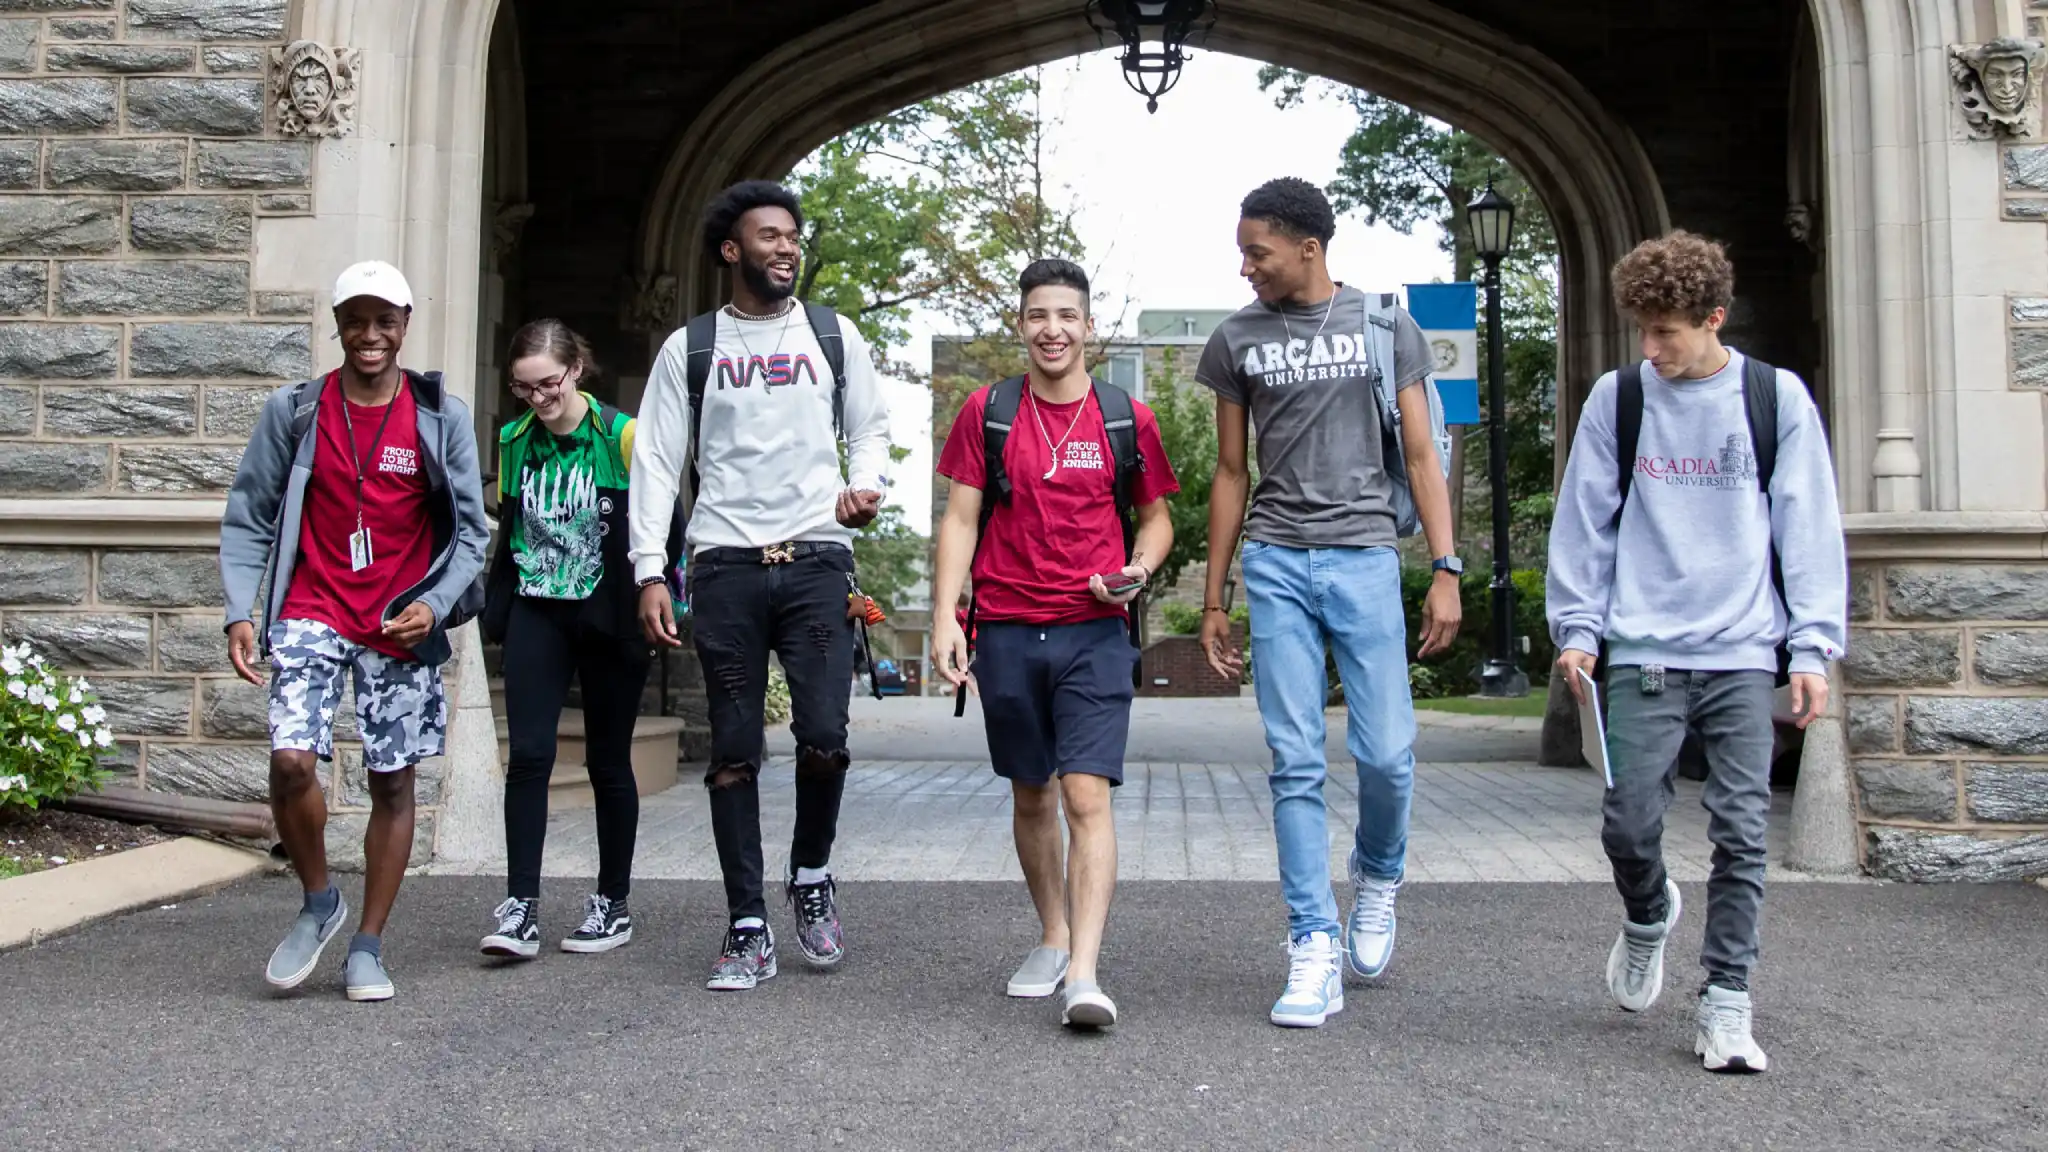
[738,253,797,303]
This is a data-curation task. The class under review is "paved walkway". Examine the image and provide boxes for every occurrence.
[455,695,1819,886]
[5,877,2043,1150]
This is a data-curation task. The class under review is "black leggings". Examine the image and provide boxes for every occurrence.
[502,595,650,902]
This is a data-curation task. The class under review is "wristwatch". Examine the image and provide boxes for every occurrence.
[1431,556,1464,577]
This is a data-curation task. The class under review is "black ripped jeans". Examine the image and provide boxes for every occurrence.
[690,543,856,922]
[502,595,651,902]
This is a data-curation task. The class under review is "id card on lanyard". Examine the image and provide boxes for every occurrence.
[339,383,400,573]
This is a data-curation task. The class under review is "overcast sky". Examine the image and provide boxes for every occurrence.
[871,49,1454,532]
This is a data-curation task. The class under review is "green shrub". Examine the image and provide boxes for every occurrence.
[1396,565,1555,699]
[0,642,114,811]
[1160,602,1203,635]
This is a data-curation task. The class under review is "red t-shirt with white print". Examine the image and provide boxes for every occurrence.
[937,380,1178,625]
[277,372,435,659]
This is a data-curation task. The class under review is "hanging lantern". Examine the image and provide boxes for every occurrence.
[1085,0,1219,113]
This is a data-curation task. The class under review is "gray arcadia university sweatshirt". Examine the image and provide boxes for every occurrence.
[1545,350,1848,676]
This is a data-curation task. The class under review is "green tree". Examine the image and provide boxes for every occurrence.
[786,68,1098,616]
[1143,349,1218,595]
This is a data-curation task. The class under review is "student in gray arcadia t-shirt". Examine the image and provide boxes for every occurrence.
[1193,177,1462,1033]
[1194,286,1433,549]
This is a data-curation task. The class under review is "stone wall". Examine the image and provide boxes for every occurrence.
[0,1,437,862]
[1845,561,2048,881]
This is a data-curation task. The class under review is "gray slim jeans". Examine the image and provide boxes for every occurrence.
[1601,666,1776,991]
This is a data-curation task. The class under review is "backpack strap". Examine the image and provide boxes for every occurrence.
[955,377,1026,719]
[587,398,631,469]
[1741,354,1791,685]
[1742,354,1779,495]
[682,310,719,505]
[979,376,1027,514]
[1091,378,1142,547]
[1092,378,1148,675]
[802,302,849,440]
[289,374,325,448]
[1612,363,1644,524]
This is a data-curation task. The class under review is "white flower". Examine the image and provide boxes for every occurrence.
[94,728,112,748]
[27,736,42,753]
[75,731,90,748]
[75,677,89,692]
[25,684,43,706]
[0,654,20,676]
[83,704,105,724]
[41,694,58,712]
[6,679,23,699]
[0,775,22,792]
[67,687,82,705]
[56,713,77,733]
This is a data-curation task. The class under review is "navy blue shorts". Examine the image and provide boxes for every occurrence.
[973,616,1139,787]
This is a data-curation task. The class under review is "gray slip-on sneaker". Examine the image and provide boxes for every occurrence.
[1006,945,1071,998]
[1061,980,1117,1029]
[264,894,349,990]
[344,949,395,1002]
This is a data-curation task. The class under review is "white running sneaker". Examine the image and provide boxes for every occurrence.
[1270,931,1344,1028]
[1695,986,1769,1073]
[1606,878,1681,1012]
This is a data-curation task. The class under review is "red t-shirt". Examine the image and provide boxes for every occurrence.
[937,381,1179,624]
[278,373,435,659]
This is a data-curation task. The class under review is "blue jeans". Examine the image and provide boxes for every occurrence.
[1242,541,1416,940]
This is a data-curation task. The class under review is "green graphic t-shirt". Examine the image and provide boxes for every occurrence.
[498,399,634,601]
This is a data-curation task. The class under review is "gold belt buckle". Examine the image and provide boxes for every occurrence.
[762,542,796,564]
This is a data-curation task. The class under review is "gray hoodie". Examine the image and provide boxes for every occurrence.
[219,370,490,667]
[1546,351,1847,676]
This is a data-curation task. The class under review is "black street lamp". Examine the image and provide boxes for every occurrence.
[1467,182,1528,698]
[1085,0,1218,113]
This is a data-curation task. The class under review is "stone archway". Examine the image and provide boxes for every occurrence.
[632,0,1670,451]
[286,0,2048,878]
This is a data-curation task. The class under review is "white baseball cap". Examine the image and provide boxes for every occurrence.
[332,260,414,310]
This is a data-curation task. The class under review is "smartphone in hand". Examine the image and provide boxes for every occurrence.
[1099,571,1147,595]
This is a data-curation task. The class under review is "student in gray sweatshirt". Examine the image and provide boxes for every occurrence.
[1547,230,1847,1075]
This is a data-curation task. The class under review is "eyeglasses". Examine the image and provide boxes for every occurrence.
[509,371,569,399]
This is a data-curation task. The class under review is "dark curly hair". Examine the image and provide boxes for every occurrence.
[701,180,803,263]
[1240,177,1336,245]
[1610,230,1735,324]
[1019,258,1090,312]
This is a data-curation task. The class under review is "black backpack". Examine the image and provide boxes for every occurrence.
[681,302,848,510]
[1607,354,1790,686]
[954,375,1147,717]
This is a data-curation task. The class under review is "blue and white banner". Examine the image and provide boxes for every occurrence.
[1405,282,1480,426]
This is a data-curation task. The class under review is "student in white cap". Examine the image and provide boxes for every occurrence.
[220,260,490,1002]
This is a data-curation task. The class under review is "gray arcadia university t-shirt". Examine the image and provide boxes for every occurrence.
[1195,284,1433,549]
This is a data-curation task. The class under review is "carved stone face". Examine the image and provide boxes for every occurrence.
[290,58,332,121]
[1983,56,2032,115]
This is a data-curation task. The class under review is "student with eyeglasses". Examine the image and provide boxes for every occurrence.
[476,318,681,959]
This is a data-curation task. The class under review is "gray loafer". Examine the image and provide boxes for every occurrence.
[265,894,349,990]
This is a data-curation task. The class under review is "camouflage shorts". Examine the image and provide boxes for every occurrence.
[267,618,446,771]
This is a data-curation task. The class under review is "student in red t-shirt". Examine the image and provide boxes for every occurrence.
[220,261,489,1003]
[930,259,1178,1030]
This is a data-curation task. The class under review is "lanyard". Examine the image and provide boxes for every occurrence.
[337,381,401,531]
